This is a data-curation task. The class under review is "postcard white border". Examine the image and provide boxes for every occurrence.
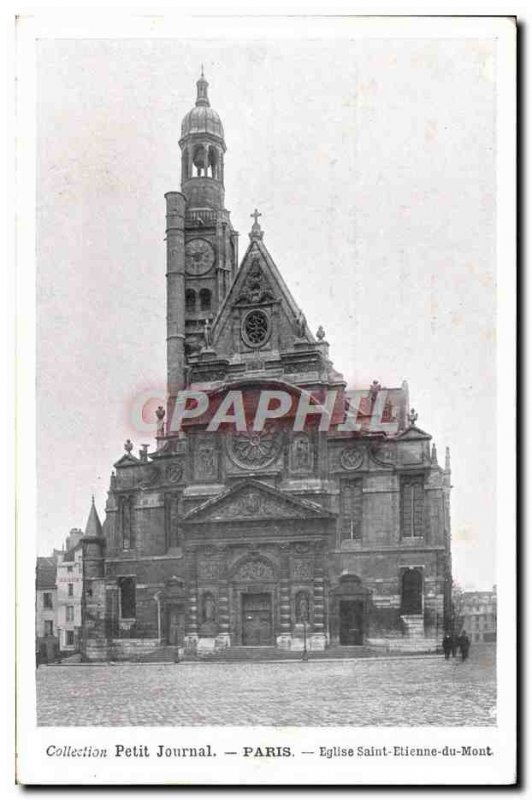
[15,10,516,787]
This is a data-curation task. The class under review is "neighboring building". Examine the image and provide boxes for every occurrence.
[80,72,452,661]
[35,555,59,662]
[461,587,497,644]
[55,528,84,653]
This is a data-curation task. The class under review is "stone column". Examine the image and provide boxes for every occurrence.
[311,556,327,650]
[277,547,292,650]
[165,191,186,412]
[185,555,199,654]
[216,585,231,650]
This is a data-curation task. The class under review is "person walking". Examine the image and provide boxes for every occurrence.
[451,633,458,658]
[457,630,471,661]
[442,633,453,660]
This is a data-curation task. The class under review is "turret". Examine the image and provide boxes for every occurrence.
[179,68,226,210]
[167,70,238,369]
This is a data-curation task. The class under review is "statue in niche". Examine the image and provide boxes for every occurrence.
[295,310,307,338]
[292,435,312,472]
[202,593,216,623]
[296,592,310,623]
[197,444,216,479]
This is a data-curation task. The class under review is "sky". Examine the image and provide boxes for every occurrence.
[36,35,497,588]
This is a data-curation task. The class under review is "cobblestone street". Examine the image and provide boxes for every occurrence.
[37,647,496,727]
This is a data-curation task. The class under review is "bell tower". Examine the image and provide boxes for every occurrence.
[176,69,239,361]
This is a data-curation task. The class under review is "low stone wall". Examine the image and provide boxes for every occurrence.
[367,637,439,654]
[110,638,160,661]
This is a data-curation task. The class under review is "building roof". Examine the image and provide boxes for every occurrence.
[36,557,57,590]
[181,71,225,140]
[84,496,103,538]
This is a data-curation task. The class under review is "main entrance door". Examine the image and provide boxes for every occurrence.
[166,606,185,646]
[242,593,273,645]
[339,600,364,645]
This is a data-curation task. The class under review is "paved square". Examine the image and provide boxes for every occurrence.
[37,648,496,727]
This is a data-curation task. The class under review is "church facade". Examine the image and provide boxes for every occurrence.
[80,73,452,661]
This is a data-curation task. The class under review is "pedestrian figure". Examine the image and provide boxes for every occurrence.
[442,633,453,660]
[457,630,470,661]
[451,633,457,658]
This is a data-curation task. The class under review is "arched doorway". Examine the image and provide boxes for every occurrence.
[230,556,277,646]
[330,574,370,646]
[401,569,423,614]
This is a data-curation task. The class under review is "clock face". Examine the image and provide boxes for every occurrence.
[185,238,215,276]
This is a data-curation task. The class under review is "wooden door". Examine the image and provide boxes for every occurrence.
[242,593,273,645]
[339,600,364,645]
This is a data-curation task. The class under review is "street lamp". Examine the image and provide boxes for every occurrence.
[301,608,309,662]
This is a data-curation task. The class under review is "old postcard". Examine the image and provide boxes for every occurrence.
[16,11,516,786]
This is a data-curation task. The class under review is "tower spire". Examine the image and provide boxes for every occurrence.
[196,67,210,107]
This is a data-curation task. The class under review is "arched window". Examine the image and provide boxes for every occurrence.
[185,289,196,313]
[401,476,424,538]
[199,288,211,311]
[340,481,363,541]
[208,146,218,179]
[193,144,207,176]
[401,569,422,614]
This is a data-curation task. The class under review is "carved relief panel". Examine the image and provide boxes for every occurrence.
[194,439,219,482]
[289,433,314,475]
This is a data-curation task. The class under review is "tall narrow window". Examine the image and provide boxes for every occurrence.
[120,496,134,549]
[401,477,424,538]
[339,481,363,541]
[67,583,73,597]
[43,592,53,609]
[185,289,196,313]
[165,493,180,550]
[66,605,74,622]
[199,288,211,312]
[119,576,136,619]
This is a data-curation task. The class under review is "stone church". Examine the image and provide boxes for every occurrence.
[80,72,452,660]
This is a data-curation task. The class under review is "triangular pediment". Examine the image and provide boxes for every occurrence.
[113,453,141,468]
[211,237,316,353]
[394,425,431,441]
[183,479,332,523]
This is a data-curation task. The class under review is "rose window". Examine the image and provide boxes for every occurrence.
[227,430,282,469]
[242,309,270,347]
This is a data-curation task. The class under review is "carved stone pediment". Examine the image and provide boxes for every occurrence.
[183,479,332,523]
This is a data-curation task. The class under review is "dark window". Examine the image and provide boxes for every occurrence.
[44,620,53,636]
[339,481,363,541]
[43,592,53,609]
[165,493,180,550]
[68,583,73,597]
[401,477,424,538]
[66,630,74,646]
[199,288,211,311]
[185,289,196,313]
[401,569,423,614]
[66,605,74,622]
[119,577,136,619]
[120,495,134,549]
[67,566,73,573]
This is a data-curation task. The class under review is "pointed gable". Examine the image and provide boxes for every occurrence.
[211,236,315,356]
